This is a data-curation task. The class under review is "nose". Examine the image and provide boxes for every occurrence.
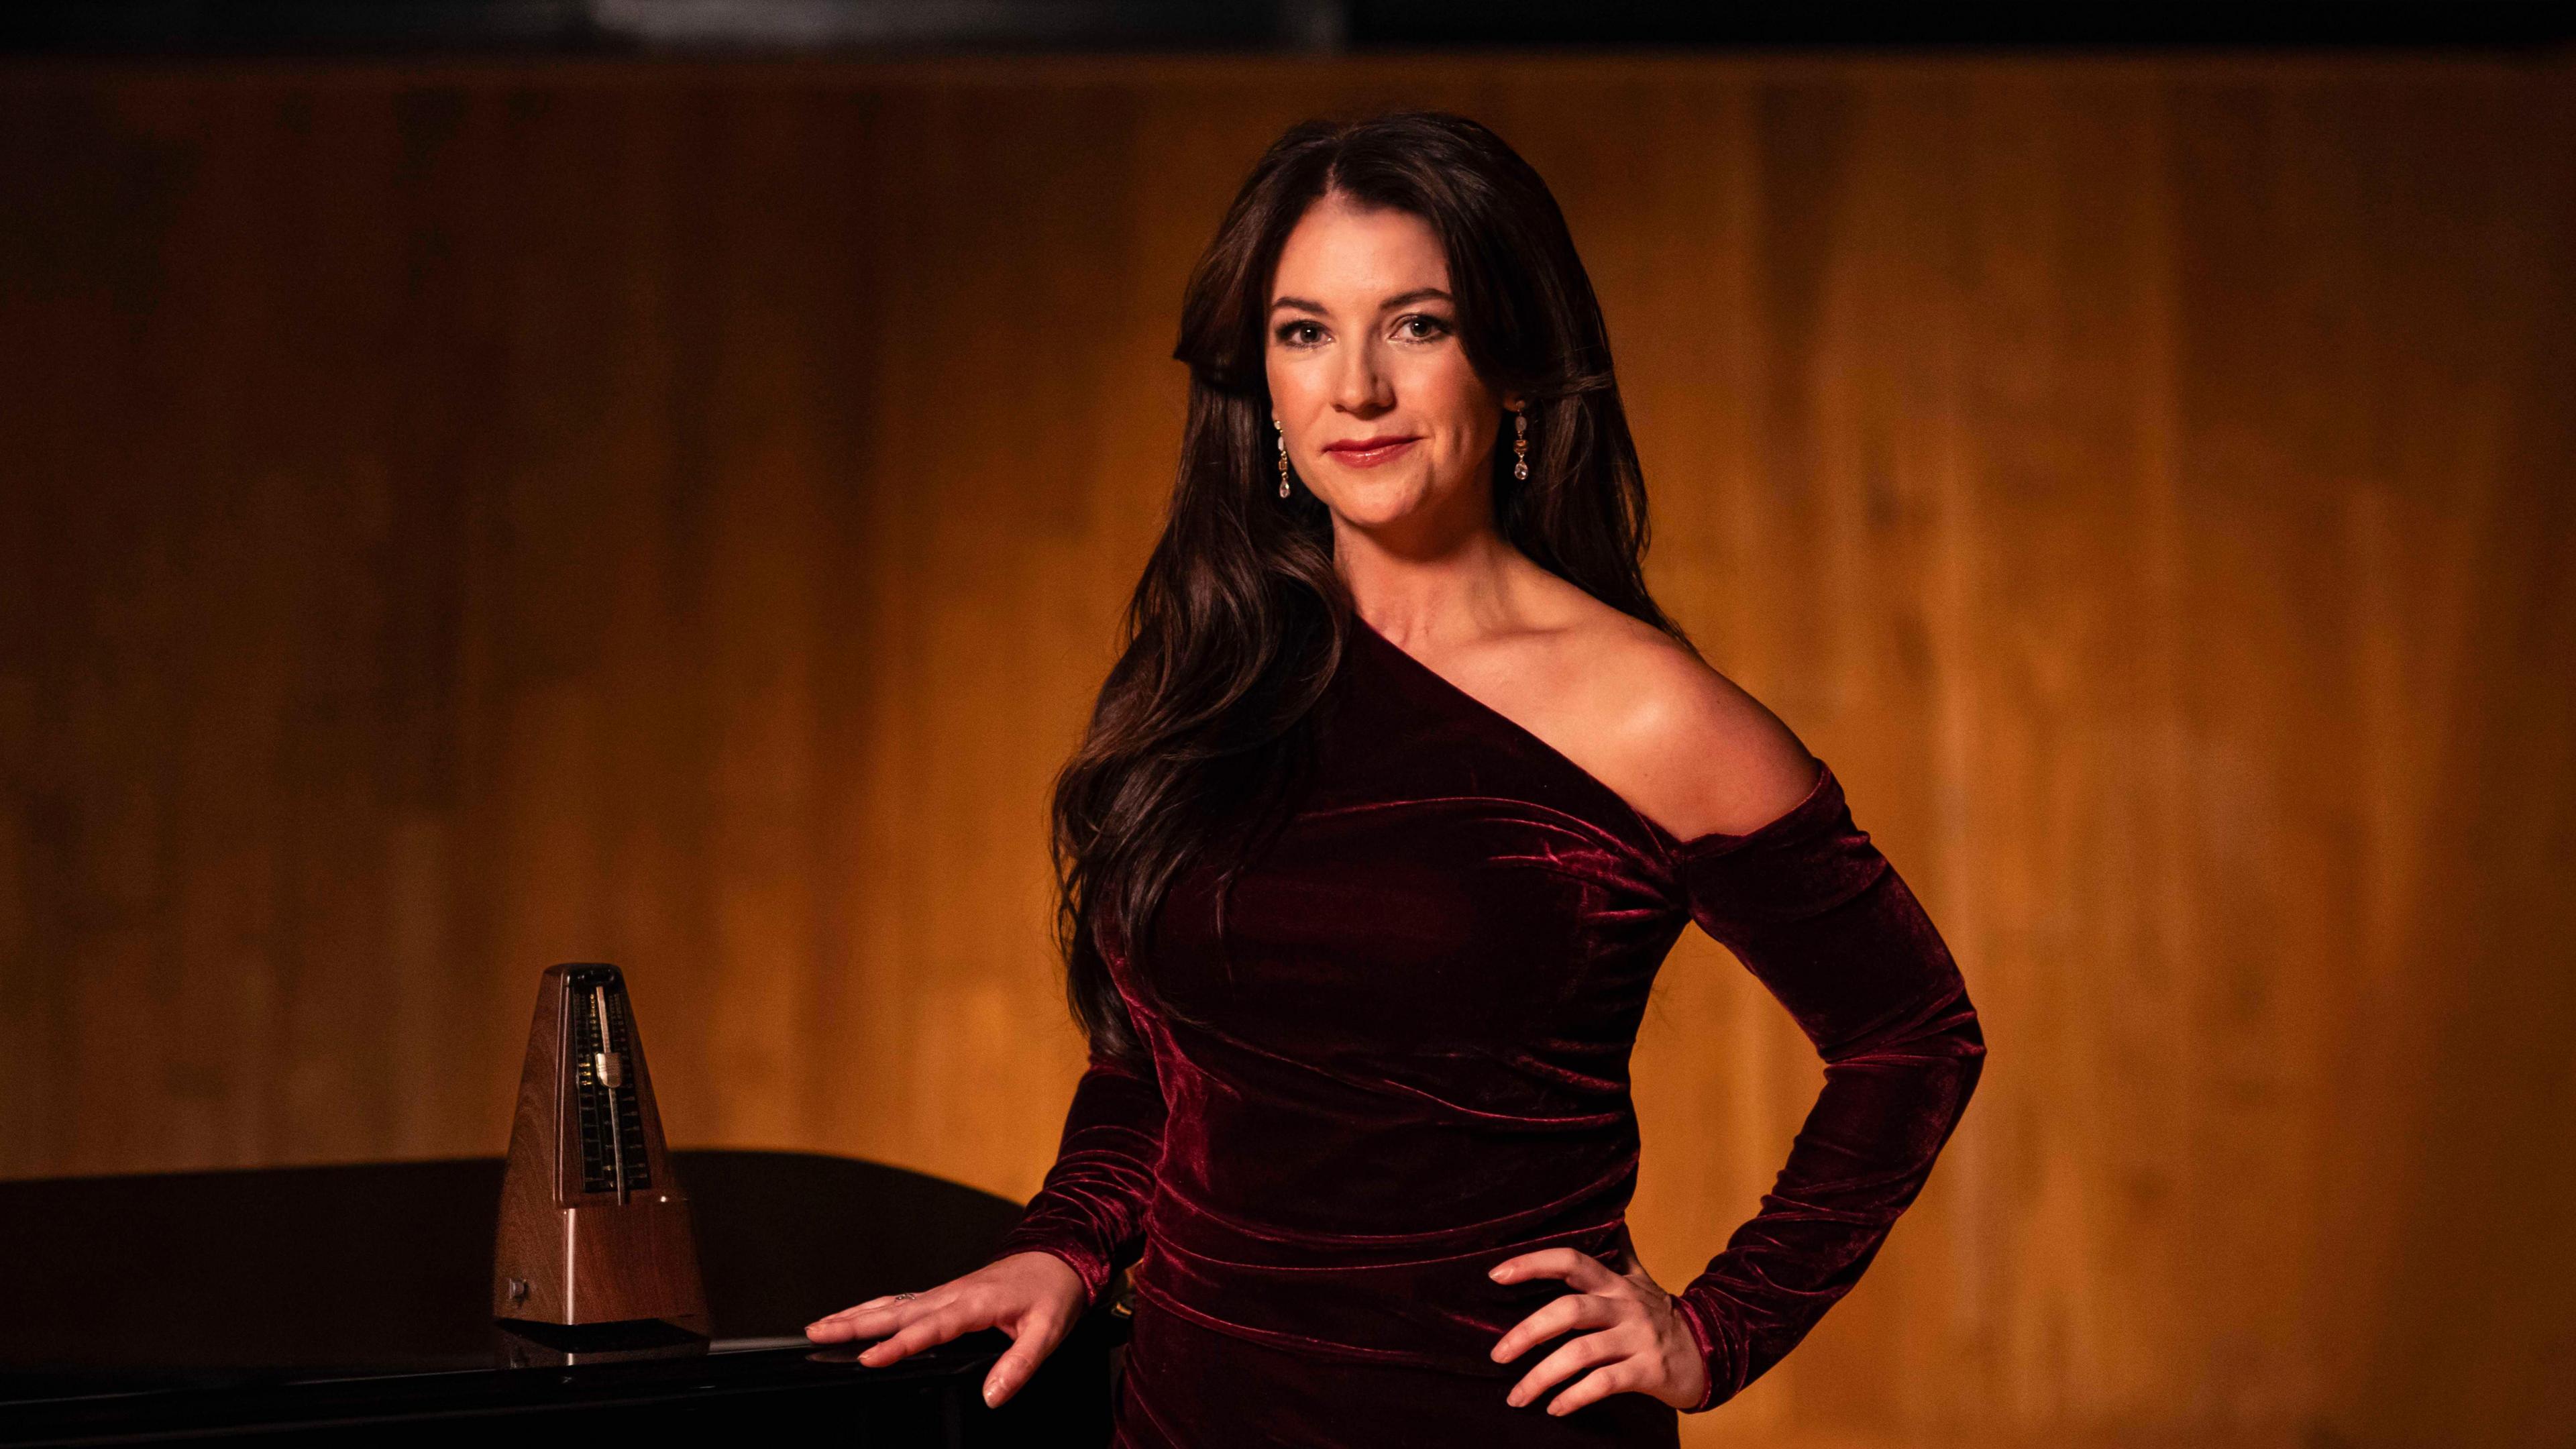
[1331,335,1395,417]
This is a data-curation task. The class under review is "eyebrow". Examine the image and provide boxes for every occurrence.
[1269,287,1455,316]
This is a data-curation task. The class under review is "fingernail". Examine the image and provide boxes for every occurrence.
[1489,1266,1505,1280]
[983,1382,998,1407]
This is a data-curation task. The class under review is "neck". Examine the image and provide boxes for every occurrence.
[1332,506,1530,651]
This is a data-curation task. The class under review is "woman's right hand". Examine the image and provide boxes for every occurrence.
[804,1250,1090,1409]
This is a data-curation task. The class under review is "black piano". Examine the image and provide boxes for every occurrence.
[0,1150,1124,1445]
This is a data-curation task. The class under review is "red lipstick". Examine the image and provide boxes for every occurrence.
[1322,434,1421,468]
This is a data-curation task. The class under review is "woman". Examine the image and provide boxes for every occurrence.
[808,111,1986,1446]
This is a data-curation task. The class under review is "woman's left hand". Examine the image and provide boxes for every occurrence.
[1486,1234,1710,1415]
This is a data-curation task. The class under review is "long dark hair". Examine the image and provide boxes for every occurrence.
[1053,110,1688,1065]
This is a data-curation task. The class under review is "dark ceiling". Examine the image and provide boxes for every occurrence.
[5,1,2571,57]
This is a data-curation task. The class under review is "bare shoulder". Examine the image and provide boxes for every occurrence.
[1545,608,1820,843]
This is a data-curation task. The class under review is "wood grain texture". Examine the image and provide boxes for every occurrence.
[0,52,2569,1448]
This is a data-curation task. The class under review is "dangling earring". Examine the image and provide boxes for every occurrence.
[1276,419,1292,498]
[1512,408,1530,482]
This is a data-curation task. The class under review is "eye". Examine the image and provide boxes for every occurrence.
[1393,313,1452,342]
[1273,319,1326,347]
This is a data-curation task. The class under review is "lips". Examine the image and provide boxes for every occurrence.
[1323,435,1421,468]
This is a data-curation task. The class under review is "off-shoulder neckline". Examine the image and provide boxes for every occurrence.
[1346,612,1838,859]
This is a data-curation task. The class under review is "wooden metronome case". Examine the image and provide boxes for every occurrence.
[494,962,708,1334]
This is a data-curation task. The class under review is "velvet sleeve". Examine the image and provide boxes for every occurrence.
[1666,763,1986,1412]
[973,1038,1169,1310]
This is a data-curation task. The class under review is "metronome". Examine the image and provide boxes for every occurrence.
[493,963,708,1334]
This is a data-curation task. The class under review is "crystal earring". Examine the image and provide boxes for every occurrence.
[1276,419,1292,498]
[1512,409,1529,482]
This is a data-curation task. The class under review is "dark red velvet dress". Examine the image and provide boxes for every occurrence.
[979,616,1986,1445]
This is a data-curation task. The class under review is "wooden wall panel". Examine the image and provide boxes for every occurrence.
[0,53,2569,1449]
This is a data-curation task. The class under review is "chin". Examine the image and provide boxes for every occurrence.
[1320,470,1444,527]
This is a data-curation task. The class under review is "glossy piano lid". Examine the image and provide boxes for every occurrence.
[0,1150,1124,1444]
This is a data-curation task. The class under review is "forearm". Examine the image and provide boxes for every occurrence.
[1676,800,1986,1411]
[977,1048,1169,1308]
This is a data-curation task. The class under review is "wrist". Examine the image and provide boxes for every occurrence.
[1668,1289,1726,1413]
[984,1237,1110,1309]
[998,1248,1090,1306]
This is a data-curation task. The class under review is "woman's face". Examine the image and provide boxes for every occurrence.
[1265,191,1513,538]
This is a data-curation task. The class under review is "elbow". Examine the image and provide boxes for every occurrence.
[1927,976,1988,1085]
[1927,981,1988,1124]
[1952,1004,1988,1101]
